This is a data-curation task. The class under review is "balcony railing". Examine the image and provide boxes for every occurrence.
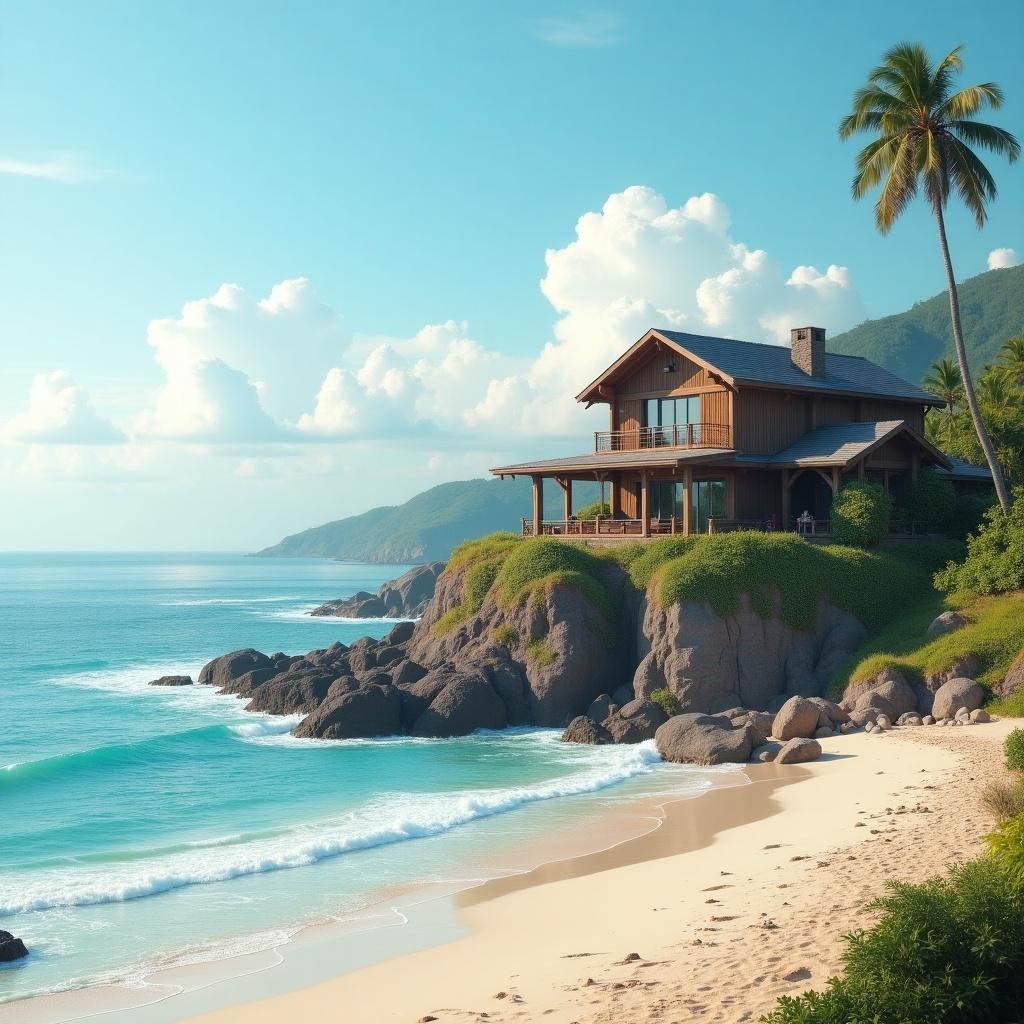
[594,422,732,453]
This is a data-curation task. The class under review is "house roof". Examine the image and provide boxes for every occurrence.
[490,447,734,477]
[935,457,993,482]
[735,420,951,470]
[576,329,944,406]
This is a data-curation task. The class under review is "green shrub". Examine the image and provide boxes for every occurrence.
[761,857,1024,1024]
[575,500,611,521]
[981,778,1024,822]
[525,636,556,666]
[935,487,1024,595]
[1005,728,1024,773]
[615,535,698,591]
[831,481,891,547]
[903,467,957,529]
[492,624,518,649]
[649,688,680,716]
[986,813,1024,886]
[949,490,996,540]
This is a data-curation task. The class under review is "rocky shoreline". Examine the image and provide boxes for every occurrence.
[309,562,443,619]
[182,557,1008,766]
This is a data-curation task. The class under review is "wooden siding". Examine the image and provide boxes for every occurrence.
[732,389,808,454]
[734,469,783,521]
[618,348,711,395]
[858,400,925,433]
[865,438,911,467]
[816,396,859,426]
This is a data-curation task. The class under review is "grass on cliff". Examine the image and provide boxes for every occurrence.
[829,590,1024,700]
[434,534,619,637]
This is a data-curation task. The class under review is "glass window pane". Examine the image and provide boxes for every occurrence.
[687,395,702,423]
[645,399,658,427]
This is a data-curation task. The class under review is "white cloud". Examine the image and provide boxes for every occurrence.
[470,186,865,434]
[988,247,1020,270]
[0,155,105,183]
[2,372,125,444]
[535,11,620,47]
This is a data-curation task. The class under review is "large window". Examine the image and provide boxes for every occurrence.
[691,478,726,532]
[645,395,701,445]
[650,481,685,521]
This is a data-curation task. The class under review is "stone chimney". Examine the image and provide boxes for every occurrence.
[791,326,826,377]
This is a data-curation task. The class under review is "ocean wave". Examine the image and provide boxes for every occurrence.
[0,742,664,915]
[160,596,306,606]
[255,608,416,623]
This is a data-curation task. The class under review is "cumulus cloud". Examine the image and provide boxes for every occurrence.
[3,371,125,443]
[0,154,107,183]
[988,247,1020,270]
[471,186,865,434]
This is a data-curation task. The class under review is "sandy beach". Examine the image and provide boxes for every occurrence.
[177,719,1014,1024]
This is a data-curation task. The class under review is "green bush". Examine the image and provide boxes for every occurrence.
[761,857,1024,1024]
[949,491,996,540]
[575,500,611,521]
[649,688,680,716]
[492,624,518,648]
[903,467,957,529]
[831,481,891,547]
[986,812,1024,887]
[981,778,1024,822]
[525,636,556,666]
[935,488,1024,595]
[1005,728,1024,773]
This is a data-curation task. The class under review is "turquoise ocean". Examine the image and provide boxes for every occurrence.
[0,553,728,1008]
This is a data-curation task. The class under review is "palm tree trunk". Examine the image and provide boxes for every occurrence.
[933,204,1012,512]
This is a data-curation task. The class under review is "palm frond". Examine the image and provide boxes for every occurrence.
[851,135,901,196]
[946,137,997,225]
[875,134,919,232]
[939,83,1005,119]
[948,120,1021,161]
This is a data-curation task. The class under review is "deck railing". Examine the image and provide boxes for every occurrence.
[594,422,732,453]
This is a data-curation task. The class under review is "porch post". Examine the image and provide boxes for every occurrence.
[831,467,841,494]
[640,471,650,538]
[781,470,791,531]
[682,465,693,536]
[531,475,543,537]
[559,478,573,520]
[910,453,920,481]
[609,477,621,517]
[857,460,865,481]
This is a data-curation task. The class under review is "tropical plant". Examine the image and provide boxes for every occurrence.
[575,500,611,521]
[935,487,1024,594]
[839,43,1019,512]
[1000,334,1024,387]
[922,356,963,442]
[649,687,681,717]
[832,481,891,547]
[1005,727,1024,772]
[903,466,956,528]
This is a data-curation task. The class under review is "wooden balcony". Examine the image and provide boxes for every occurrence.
[593,422,732,453]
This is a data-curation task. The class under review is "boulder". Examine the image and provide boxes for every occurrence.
[996,650,1024,699]
[148,674,193,686]
[751,741,781,763]
[776,737,822,764]
[387,620,416,645]
[849,706,882,728]
[412,673,507,738]
[655,714,753,765]
[926,611,967,639]
[603,698,669,744]
[932,678,985,720]
[896,712,922,726]
[808,697,850,727]
[293,684,402,740]
[373,645,405,668]
[813,726,834,739]
[772,696,821,741]
[391,659,427,687]
[971,708,991,724]
[734,710,775,746]
[875,714,892,731]
[586,694,614,724]
[561,716,611,745]
[844,667,917,719]
[0,930,28,962]
[198,648,272,689]
[398,671,450,729]
[922,715,936,725]
[310,562,444,619]
[612,683,636,707]
[245,669,334,715]
[924,656,981,689]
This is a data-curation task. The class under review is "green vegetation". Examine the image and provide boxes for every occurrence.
[837,591,1024,692]
[649,688,680,717]
[831,481,891,547]
[615,536,699,591]
[575,500,611,521]
[761,858,1024,1024]
[904,468,957,529]
[935,488,1024,595]
[525,636,556,666]
[1004,728,1024,773]
[434,533,522,635]
[491,624,518,649]
[980,777,1024,823]
[830,264,1024,387]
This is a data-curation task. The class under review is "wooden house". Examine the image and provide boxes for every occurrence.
[491,327,991,539]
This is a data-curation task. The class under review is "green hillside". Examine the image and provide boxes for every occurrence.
[255,476,600,562]
[829,265,1024,384]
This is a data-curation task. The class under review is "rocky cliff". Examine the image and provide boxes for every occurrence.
[310,561,444,619]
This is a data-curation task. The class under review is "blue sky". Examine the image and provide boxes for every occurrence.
[1,1,1021,549]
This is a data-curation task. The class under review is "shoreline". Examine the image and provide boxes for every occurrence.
[2,756,749,1024]
[179,721,1014,1024]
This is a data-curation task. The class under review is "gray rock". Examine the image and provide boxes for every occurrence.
[776,737,822,764]
[0,930,28,961]
[924,656,981,689]
[412,674,507,738]
[245,669,334,715]
[293,684,401,740]
[586,694,614,724]
[311,562,444,619]
[813,726,834,739]
[927,611,968,639]
[655,714,753,765]
[922,715,935,725]
[807,697,850,726]
[148,674,194,686]
[391,659,427,687]
[875,714,892,731]
[773,696,822,741]
[932,678,985,720]
[561,716,611,745]
[751,741,782,763]
[388,620,416,645]
[996,651,1024,699]
[603,698,669,744]
[844,667,917,719]
[970,708,991,723]
[896,712,922,727]
[849,707,881,728]
[198,648,272,690]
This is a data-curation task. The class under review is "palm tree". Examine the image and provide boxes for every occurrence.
[999,334,1024,387]
[923,356,963,441]
[839,43,1019,511]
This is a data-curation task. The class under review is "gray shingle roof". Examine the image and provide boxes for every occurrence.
[936,457,993,481]
[491,447,733,476]
[657,330,942,404]
[736,421,905,467]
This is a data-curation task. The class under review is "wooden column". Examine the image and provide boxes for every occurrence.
[557,478,573,520]
[531,475,543,537]
[640,471,650,538]
[682,465,693,536]
[781,469,791,531]
[831,467,841,494]
[725,470,736,519]
[609,477,621,517]
[857,460,865,480]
